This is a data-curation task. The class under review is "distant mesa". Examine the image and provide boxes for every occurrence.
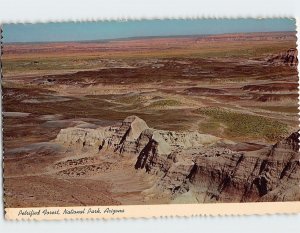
[267,48,298,66]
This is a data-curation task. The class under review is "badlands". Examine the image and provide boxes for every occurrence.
[54,115,300,204]
[3,32,300,207]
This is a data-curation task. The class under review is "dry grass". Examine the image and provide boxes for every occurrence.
[146,99,182,108]
[196,107,289,141]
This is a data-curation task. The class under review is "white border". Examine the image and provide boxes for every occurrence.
[0,0,299,23]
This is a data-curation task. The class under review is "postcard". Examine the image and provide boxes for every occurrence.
[1,18,299,220]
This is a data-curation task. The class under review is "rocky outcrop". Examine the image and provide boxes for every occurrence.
[55,116,300,203]
[109,115,149,153]
[146,131,300,203]
[258,132,300,201]
[267,48,298,66]
[55,126,115,151]
[55,115,220,155]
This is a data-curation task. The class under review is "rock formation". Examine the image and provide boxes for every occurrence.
[267,48,298,66]
[55,115,300,203]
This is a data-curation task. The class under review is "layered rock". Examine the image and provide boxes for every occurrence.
[55,126,115,151]
[144,131,300,203]
[267,48,298,66]
[109,115,149,153]
[257,132,300,201]
[55,115,300,203]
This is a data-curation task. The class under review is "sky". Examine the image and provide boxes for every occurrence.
[2,18,296,43]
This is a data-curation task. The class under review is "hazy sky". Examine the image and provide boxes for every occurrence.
[3,18,296,43]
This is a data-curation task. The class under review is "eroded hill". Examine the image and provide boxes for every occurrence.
[54,115,300,203]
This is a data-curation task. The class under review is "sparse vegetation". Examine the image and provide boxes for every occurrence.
[198,121,222,135]
[147,99,182,108]
[3,32,297,143]
[116,95,145,104]
[196,107,289,141]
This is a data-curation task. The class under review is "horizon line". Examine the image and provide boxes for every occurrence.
[5,30,296,45]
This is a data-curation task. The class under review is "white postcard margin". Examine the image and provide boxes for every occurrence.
[4,202,300,220]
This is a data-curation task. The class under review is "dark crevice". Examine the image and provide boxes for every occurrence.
[253,176,268,196]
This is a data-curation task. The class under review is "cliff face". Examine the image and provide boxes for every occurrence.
[55,115,300,203]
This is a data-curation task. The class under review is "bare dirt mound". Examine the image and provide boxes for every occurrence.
[243,82,298,92]
[184,87,227,95]
[252,93,298,102]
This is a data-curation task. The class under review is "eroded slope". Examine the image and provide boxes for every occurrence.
[55,115,300,203]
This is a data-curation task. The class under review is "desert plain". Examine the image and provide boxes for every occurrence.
[2,31,300,207]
